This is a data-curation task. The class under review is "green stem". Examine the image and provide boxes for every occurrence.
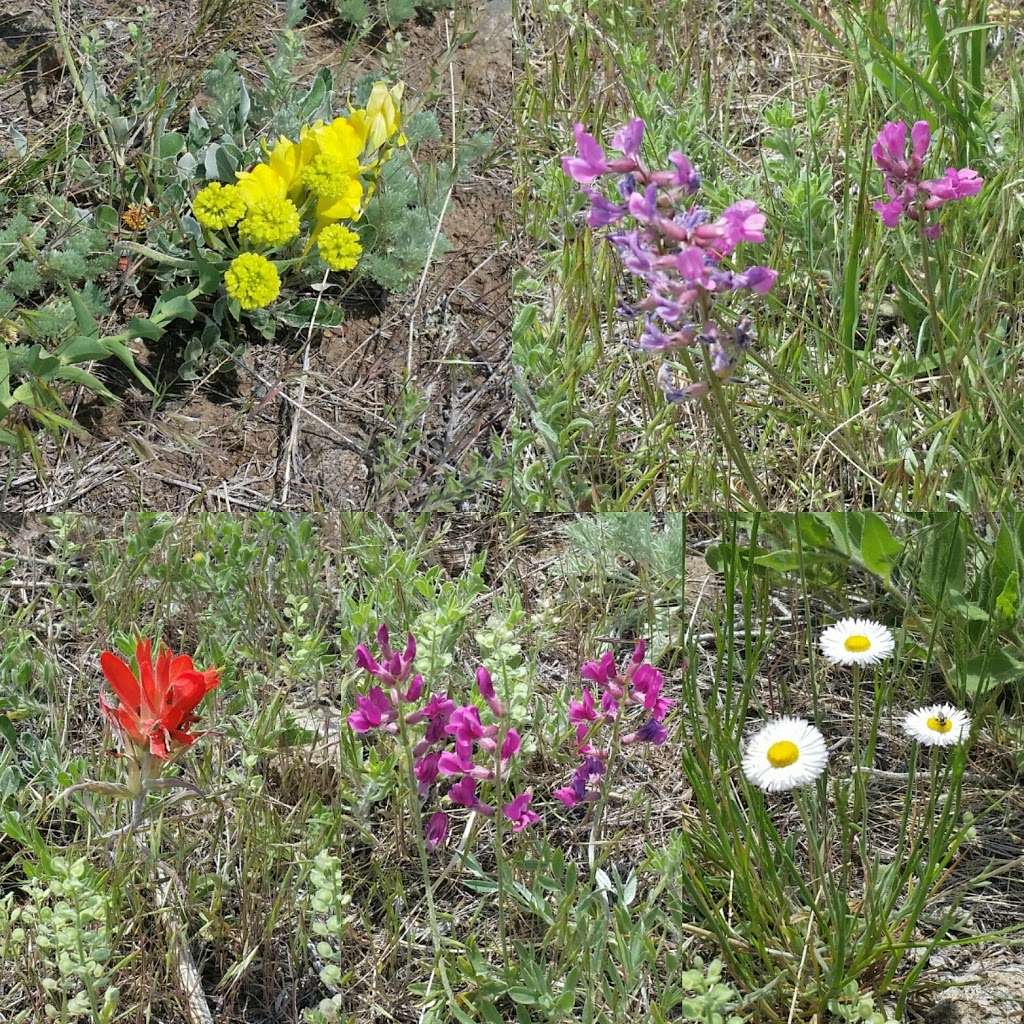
[394,698,456,1004]
[917,217,955,403]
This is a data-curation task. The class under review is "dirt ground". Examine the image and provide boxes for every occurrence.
[0,0,512,512]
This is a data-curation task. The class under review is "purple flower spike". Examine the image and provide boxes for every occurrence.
[870,117,983,232]
[562,123,610,184]
[425,810,448,851]
[562,119,775,399]
[503,789,540,832]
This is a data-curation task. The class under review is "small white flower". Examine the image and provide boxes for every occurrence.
[819,618,894,666]
[903,704,970,747]
[742,717,828,792]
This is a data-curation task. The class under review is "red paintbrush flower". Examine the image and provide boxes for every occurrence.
[99,639,220,760]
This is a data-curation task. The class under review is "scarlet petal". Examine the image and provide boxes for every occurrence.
[163,674,208,731]
[135,638,159,716]
[100,651,142,712]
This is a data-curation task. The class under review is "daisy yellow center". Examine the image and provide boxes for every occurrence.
[766,740,799,768]
[926,716,952,734]
[843,634,871,653]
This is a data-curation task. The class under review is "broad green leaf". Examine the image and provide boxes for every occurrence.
[860,512,903,583]
[962,647,1024,695]
[158,131,185,158]
[995,570,1020,622]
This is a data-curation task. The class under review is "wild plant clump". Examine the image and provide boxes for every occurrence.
[330,0,452,33]
[0,856,120,1023]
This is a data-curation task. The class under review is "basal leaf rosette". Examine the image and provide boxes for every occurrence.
[189,80,406,312]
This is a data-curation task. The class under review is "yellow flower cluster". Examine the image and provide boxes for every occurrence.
[191,82,404,309]
[224,253,281,310]
[193,181,246,230]
[317,224,363,271]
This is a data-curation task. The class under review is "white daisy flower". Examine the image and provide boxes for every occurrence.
[819,618,894,666]
[902,704,970,747]
[742,717,828,793]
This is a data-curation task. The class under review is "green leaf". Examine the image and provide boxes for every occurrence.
[57,335,112,362]
[753,550,804,573]
[917,514,966,607]
[126,318,165,342]
[64,284,97,336]
[962,647,1024,695]
[995,570,1020,623]
[159,131,185,158]
[860,512,903,583]
[93,205,119,232]
[152,289,199,324]
[0,715,16,748]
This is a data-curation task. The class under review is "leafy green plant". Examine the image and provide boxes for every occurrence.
[706,512,1024,700]
[0,194,199,446]
[0,853,120,1023]
[329,0,452,34]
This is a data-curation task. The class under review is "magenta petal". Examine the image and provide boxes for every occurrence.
[910,120,931,161]
[553,787,580,807]
[501,728,521,761]
[425,811,448,850]
[476,666,495,700]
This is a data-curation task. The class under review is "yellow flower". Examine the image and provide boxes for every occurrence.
[192,182,246,230]
[314,177,363,226]
[224,252,280,310]
[317,224,362,271]
[266,134,318,200]
[350,81,405,157]
[238,196,301,248]
[234,162,288,207]
[301,118,362,196]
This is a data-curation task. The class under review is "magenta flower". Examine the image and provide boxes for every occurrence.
[503,789,540,832]
[476,666,505,718]
[448,776,494,816]
[354,623,418,687]
[568,687,599,726]
[623,717,669,746]
[871,119,983,234]
[921,167,984,207]
[347,686,397,734]
[562,124,610,184]
[425,810,449,851]
[555,643,673,807]
[562,118,776,403]
[414,751,442,794]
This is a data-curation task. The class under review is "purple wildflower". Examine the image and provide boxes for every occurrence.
[425,810,449,851]
[502,789,540,832]
[871,119,983,232]
[562,117,776,400]
[347,686,397,734]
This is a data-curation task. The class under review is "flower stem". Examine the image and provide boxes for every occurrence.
[917,218,955,404]
[701,362,769,511]
[394,703,456,1004]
